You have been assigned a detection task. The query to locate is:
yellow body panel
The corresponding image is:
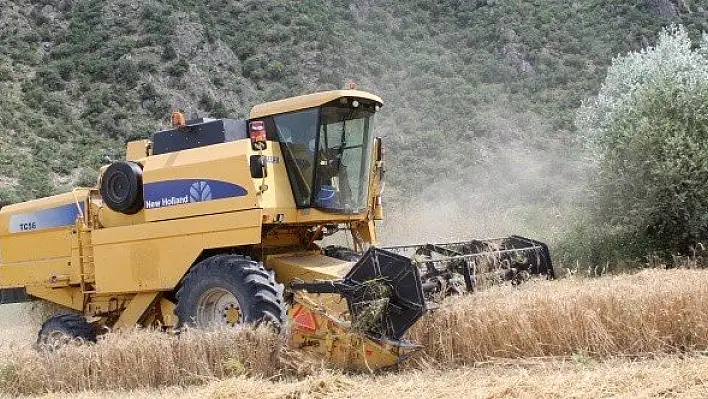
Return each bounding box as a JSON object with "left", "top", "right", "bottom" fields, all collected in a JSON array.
[
  {"left": 142, "top": 140, "right": 259, "bottom": 222},
  {"left": 92, "top": 209, "right": 262, "bottom": 293},
  {"left": 253, "top": 142, "right": 297, "bottom": 221},
  {"left": 249, "top": 90, "right": 383, "bottom": 119},
  {"left": 97, "top": 206, "right": 146, "bottom": 228},
  {"left": 0, "top": 258, "right": 72, "bottom": 288},
  {"left": 126, "top": 140, "right": 151, "bottom": 161},
  {"left": 1, "top": 228, "right": 74, "bottom": 264},
  {"left": 268, "top": 254, "right": 353, "bottom": 316},
  {"left": 266, "top": 253, "right": 352, "bottom": 282},
  {"left": 26, "top": 285, "right": 83, "bottom": 310},
  {"left": 0, "top": 191, "right": 88, "bottom": 289}
]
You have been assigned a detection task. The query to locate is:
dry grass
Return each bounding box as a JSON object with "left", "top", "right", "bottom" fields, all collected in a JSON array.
[
  {"left": 168, "top": 355, "right": 708, "bottom": 399},
  {"left": 35, "top": 355, "right": 708, "bottom": 399},
  {"left": 409, "top": 269, "right": 708, "bottom": 363},
  {"left": 1, "top": 269, "right": 708, "bottom": 396},
  {"left": 0, "top": 327, "right": 281, "bottom": 396}
]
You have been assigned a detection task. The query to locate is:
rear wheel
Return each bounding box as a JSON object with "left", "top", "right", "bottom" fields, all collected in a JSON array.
[
  {"left": 174, "top": 255, "right": 286, "bottom": 330},
  {"left": 37, "top": 313, "right": 97, "bottom": 349}
]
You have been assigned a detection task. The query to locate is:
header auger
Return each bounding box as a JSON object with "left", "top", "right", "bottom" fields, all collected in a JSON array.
[{"left": 0, "top": 90, "right": 553, "bottom": 370}]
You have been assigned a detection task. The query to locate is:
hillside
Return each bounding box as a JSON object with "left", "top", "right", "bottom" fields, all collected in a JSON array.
[{"left": 0, "top": 0, "right": 705, "bottom": 242}]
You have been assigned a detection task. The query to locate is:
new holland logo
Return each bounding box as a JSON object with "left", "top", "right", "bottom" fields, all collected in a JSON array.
[
  {"left": 189, "top": 181, "right": 212, "bottom": 202},
  {"left": 143, "top": 179, "right": 248, "bottom": 209}
]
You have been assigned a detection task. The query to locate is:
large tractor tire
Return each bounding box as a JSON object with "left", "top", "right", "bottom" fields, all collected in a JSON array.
[
  {"left": 174, "top": 255, "right": 286, "bottom": 330},
  {"left": 100, "top": 161, "right": 143, "bottom": 215},
  {"left": 37, "top": 313, "right": 97, "bottom": 349}
]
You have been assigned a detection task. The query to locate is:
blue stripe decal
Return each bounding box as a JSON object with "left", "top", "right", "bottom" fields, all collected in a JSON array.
[
  {"left": 143, "top": 179, "right": 248, "bottom": 209},
  {"left": 9, "top": 202, "right": 84, "bottom": 233}
]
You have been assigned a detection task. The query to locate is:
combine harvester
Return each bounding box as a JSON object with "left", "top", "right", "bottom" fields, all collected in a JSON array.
[{"left": 0, "top": 90, "right": 553, "bottom": 369}]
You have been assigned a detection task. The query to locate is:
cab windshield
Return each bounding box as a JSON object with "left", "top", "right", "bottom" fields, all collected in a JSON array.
[{"left": 274, "top": 100, "right": 376, "bottom": 213}]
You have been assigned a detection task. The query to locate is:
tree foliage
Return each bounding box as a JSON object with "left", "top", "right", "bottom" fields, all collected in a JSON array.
[{"left": 577, "top": 26, "right": 708, "bottom": 258}]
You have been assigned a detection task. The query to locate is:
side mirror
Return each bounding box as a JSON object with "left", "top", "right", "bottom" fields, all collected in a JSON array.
[
  {"left": 373, "top": 137, "right": 385, "bottom": 184},
  {"left": 374, "top": 137, "right": 384, "bottom": 162},
  {"left": 250, "top": 155, "right": 268, "bottom": 179}
]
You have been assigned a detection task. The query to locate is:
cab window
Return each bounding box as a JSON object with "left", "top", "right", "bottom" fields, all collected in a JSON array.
[{"left": 273, "top": 108, "right": 319, "bottom": 207}]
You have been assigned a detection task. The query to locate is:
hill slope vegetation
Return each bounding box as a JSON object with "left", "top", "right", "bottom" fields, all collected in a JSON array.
[{"left": 0, "top": 0, "right": 704, "bottom": 242}]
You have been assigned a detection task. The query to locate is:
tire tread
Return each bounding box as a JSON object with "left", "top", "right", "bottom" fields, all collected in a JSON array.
[
  {"left": 37, "top": 313, "right": 97, "bottom": 346},
  {"left": 175, "top": 255, "right": 286, "bottom": 328}
]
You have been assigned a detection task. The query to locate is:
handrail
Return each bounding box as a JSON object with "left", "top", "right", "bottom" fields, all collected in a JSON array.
[{"left": 71, "top": 188, "right": 87, "bottom": 227}]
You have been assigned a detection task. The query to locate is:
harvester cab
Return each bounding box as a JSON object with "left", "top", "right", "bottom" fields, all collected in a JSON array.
[{"left": 0, "top": 89, "right": 553, "bottom": 370}]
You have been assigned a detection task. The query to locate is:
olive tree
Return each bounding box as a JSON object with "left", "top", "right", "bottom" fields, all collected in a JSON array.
[{"left": 577, "top": 26, "right": 708, "bottom": 258}]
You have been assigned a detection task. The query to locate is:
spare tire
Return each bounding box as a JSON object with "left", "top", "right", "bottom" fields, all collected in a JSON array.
[{"left": 100, "top": 161, "right": 143, "bottom": 214}]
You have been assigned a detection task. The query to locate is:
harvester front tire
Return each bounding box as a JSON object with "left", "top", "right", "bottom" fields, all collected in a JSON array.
[
  {"left": 37, "top": 313, "right": 97, "bottom": 349},
  {"left": 100, "top": 161, "right": 143, "bottom": 215},
  {"left": 174, "top": 255, "right": 286, "bottom": 330}
]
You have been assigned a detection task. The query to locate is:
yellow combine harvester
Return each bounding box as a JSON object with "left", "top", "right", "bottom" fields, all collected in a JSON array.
[{"left": 0, "top": 90, "right": 553, "bottom": 369}]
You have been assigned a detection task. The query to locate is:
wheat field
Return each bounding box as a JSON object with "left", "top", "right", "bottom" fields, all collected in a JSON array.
[
  {"left": 2, "top": 269, "right": 708, "bottom": 397},
  {"left": 37, "top": 355, "right": 708, "bottom": 399}
]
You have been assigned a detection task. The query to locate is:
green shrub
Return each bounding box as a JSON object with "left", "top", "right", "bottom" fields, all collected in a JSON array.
[
  {"left": 212, "top": 101, "right": 229, "bottom": 118},
  {"left": 264, "top": 61, "right": 285, "bottom": 80},
  {"left": 242, "top": 56, "right": 265, "bottom": 80},
  {"left": 575, "top": 26, "right": 708, "bottom": 260},
  {"left": 113, "top": 60, "right": 139, "bottom": 88},
  {"left": 167, "top": 59, "right": 189, "bottom": 78},
  {"left": 35, "top": 68, "right": 65, "bottom": 91},
  {"left": 199, "top": 93, "right": 215, "bottom": 111},
  {"left": 161, "top": 45, "right": 177, "bottom": 61},
  {"left": 18, "top": 166, "right": 54, "bottom": 199},
  {"left": 56, "top": 61, "right": 73, "bottom": 80},
  {"left": 76, "top": 167, "right": 99, "bottom": 187},
  {"left": 0, "top": 64, "right": 12, "bottom": 81}
]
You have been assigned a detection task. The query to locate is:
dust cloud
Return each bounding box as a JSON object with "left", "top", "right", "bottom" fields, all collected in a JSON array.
[{"left": 378, "top": 123, "right": 586, "bottom": 247}]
